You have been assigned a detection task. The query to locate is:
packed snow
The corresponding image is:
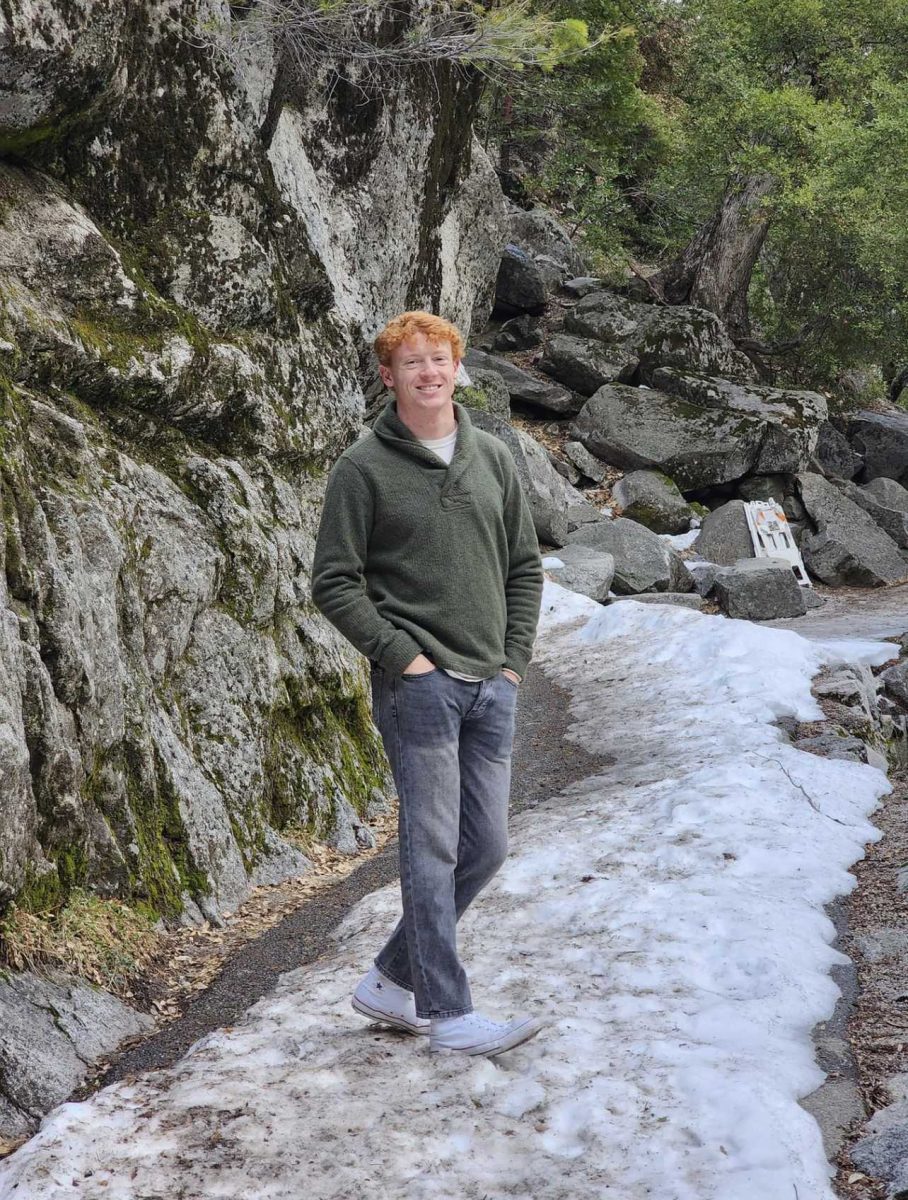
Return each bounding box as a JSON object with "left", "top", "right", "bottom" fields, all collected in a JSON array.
[{"left": 0, "top": 585, "right": 897, "bottom": 1200}]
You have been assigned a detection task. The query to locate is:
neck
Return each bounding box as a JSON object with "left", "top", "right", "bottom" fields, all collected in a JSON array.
[{"left": 395, "top": 399, "right": 457, "bottom": 441}]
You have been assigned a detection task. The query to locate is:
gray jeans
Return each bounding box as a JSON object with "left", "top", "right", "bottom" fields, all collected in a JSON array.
[{"left": 370, "top": 664, "right": 518, "bottom": 1019}]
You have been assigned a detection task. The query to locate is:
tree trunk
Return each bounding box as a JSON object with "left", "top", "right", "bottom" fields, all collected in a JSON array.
[{"left": 652, "top": 172, "right": 777, "bottom": 340}]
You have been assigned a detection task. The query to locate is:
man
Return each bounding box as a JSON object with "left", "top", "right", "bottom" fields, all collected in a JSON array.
[{"left": 312, "top": 311, "right": 544, "bottom": 1056}]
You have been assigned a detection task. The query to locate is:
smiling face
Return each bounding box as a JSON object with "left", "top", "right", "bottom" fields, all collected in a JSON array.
[{"left": 378, "top": 332, "right": 460, "bottom": 423}]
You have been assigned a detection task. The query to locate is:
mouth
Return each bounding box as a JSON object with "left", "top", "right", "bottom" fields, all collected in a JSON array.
[{"left": 416, "top": 384, "right": 445, "bottom": 395}]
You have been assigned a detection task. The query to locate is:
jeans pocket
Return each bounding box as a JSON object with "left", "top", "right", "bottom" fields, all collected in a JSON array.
[
  {"left": 500, "top": 671, "right": 519, "bottom": 689},
  {"left": 401, "top": 667, "right": 439, "bottom": 682}
]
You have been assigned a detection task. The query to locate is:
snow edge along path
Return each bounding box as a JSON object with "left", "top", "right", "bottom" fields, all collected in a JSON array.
[{"left": 0, "top": 584, "right": 897, "bottom": 1200}]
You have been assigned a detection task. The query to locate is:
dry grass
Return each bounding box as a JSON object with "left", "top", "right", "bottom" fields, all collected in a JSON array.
[{"left": 0, "top": 891, "right": 160, "bottom": 996}]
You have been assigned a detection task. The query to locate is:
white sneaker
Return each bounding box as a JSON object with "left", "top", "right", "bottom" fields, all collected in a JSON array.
[
  {"left": 351, "top": 966, "right": 430, "bottom": 1035},
  {"left": 429, "top": 1011, "right": 544, "bottom": 1056}
]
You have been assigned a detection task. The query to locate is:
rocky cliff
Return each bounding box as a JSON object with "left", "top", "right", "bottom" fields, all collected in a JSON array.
[{"left": 0, "top": 1, "right": 506, "bottom": 935}]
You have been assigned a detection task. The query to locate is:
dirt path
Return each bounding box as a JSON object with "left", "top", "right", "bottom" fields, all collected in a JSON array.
[{"left": 769, "top": 582, "right": 908, "bottom": 643}]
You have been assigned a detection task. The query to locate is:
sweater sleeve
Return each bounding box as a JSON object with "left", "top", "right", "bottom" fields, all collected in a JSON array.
[
  {"left": 311, "top": 456, "right": 424, "bottom": 675},
  {"left": 501, "top": 456, "right": 544, "bottom": 678}
]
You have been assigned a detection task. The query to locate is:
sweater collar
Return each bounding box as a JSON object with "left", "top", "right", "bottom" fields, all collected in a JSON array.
[
  {"left": 373, "top": 399, "right": 476, "bottom": 467},
  {"left": 373, "top": 399, "right": 477, "bottom": 508}
]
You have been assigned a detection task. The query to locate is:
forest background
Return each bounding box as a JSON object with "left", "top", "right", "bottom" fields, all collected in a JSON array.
[{"left": 479, "top": 0, "right": 908, "bottom": 399}]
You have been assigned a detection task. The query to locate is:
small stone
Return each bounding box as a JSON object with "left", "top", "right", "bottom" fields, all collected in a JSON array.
[
  {"left": 562, "top": 276, "right": 603, "bottom": 297},
  {"left": 564, "top": 440, "right": 608, "bottom": 484}
]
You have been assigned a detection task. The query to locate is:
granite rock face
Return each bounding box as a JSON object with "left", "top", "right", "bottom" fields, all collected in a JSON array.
[
  {"left": 0, "top": 0, "right": 507, "bottom": 916},
  {"left": 0, "top": 0, "right": 508, "bottom": 1133}
]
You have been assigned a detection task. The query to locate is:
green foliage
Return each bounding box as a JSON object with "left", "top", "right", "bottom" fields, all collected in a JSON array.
[
  {"left": 489, "top": 0, "right": 908, "bottom": 382},
  {"left": 481, "top": 0, "right": 666, "bottom": 261},
  {"left": 646, "top": 0, "right": 908, "bottom": 379}
]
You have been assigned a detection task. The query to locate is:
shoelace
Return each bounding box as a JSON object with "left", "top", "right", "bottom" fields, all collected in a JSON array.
[{"left": 460, "top": 1014, "right": 505, "bottom": 1033}]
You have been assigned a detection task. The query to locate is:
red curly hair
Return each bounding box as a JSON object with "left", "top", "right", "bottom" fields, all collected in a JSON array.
[{"left": 374, "top": 311, "right": 465, "bottom": 366}]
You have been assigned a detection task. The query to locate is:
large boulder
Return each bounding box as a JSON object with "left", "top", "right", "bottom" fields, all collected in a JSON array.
[
  {"left": 510, "top": 206, "right": 587, "bottom": 276},
  {"left": 711, "top": 560, "right": 807, "bottom": 621},
  {"left": 564, "top": 290, "right": 642, "bottom": 343},
  {"left": 612, "top": 470, "right": 694, "bottom": 535},
  {"left": 494, "top": 244, "right": 547, "bottom": 316},
  {"left": 651, "top": 369, "right": 828, "bottom": 475},
  {"left": 797, "top": 473, "right": 908, "bottom": 586},
  {"left": 694, "top": 501, "right": 755, "bottom": 565},
  {"left": 564, "top": 293, "right": 756, "bottom": 384},
  {"left": 539, "top": 334, "right": 629, "bottom": 396},
  {"left": 847, "top": 411, "right": 908, "bottom": 485},
  {"left": 542, "top": 545, "right": 615, "bottom": 602},
  {"left": 864, "top": 477, "right": 908, "bottom": 512},
  {"left": 631, "top": 306, "right": 756, "bottom": 385},
  {"left": 464, "top": 348, "right": 579, "bottom": 415},
  {"left": 569, "top": 383, "right": 762, "bottom": 491},
  {"left": 837, "top": 480, "right": 908, "bottom": 550},
  {"left": 815, "top": 421, "right": 863, "bottom": 481},
  {"left": 565, "top": 518, "right": 693, "bottom": 594},
  {"left": 571, "top": 371, "right": 826, "bottom": 493},
  {"left": 468, "top": 410, "right": 590, "bottom": 546}
]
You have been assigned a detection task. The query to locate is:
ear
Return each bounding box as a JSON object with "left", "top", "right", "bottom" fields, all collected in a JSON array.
[{"left": 378, "top": 363, "right": 394, "bottom": 390}]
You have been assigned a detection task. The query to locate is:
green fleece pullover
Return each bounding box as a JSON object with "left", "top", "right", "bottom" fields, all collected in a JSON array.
[{"left": 311, "top": 400, "right": 543, "bottom": 678}]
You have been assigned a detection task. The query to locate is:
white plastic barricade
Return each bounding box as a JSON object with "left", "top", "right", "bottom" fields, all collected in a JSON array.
[{"left": 743, "top": 498, "right": 811, "bottom": 586}]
